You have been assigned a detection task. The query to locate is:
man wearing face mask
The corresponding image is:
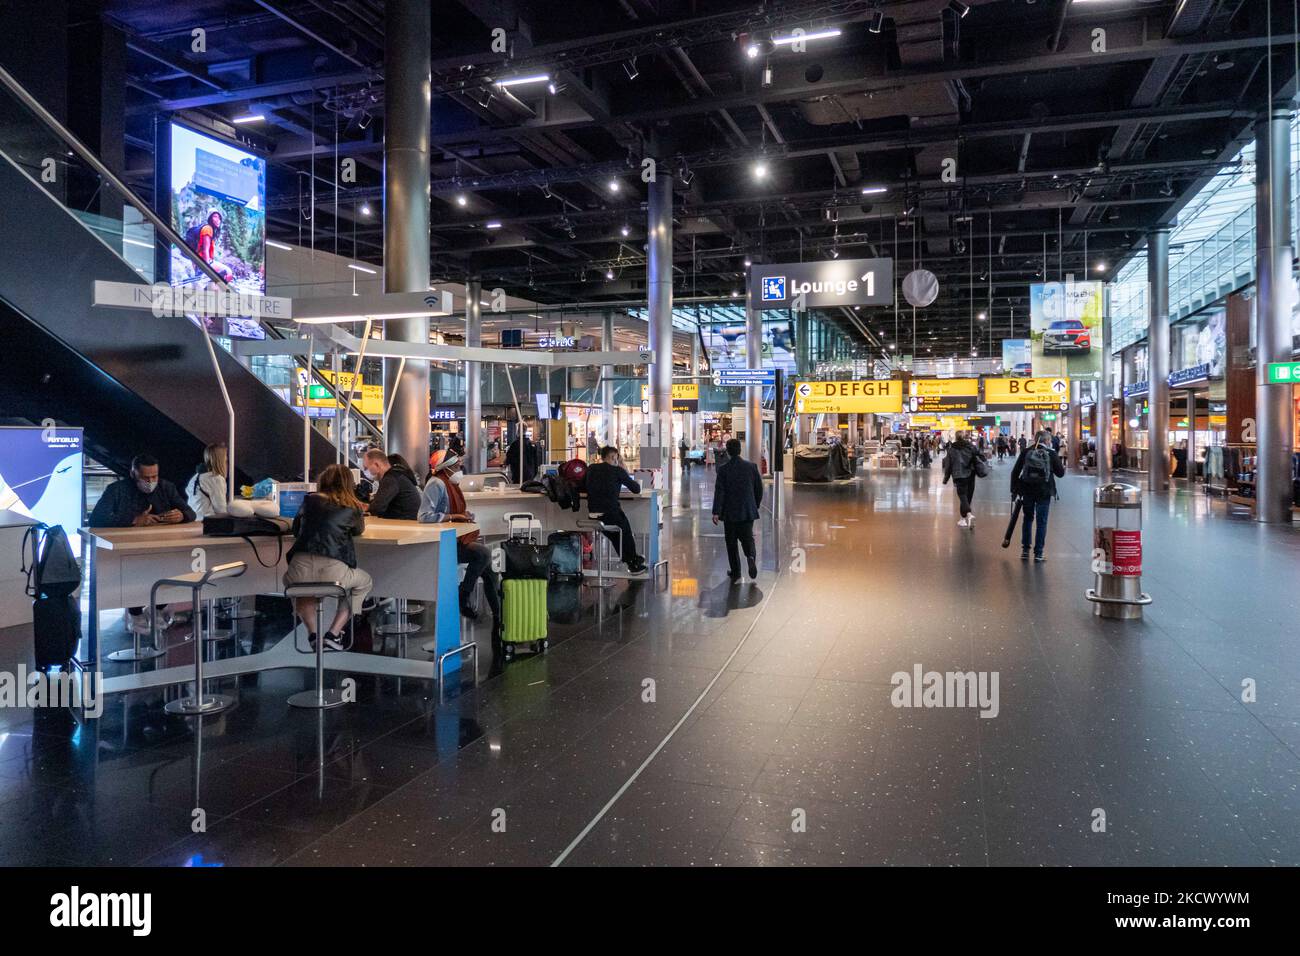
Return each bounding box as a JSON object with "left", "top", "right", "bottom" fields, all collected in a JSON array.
[
  {"left": 419, "top": 450, "right": 500, "bottom": 630},
  {"left": 89, "top": 453, "right": 195, "bottom": 529}
]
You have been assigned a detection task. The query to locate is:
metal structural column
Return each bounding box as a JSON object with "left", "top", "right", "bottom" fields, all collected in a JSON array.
[
  {"left": 1254, "top": 106, "right": 1295, "bottom": 523},
  {"left": 383, "top": 0, "right": 431, "bottom": 469},
  {"left": 688, "top": 331, "right": 700, "bottom": 447},
  {"left": 1098, "top": 289, "right": 1113, "bottom": 482},
  {"left": 602, "top": 309, "right": 615, "bottom": 446},
  {"left": 1069, "top": 380, "right": 1082, "bottom": 471},
  {"left": 646, "top": 172, "right": 674, "bottom": 499},
  {"left": 1146, "top": 226, "right": 1171, "bottom": 493},
  {"left": 745, "top": 282, "right": 763, "bottom": 466},
  {"left": 464, "top": 278, "right": 482, "bottom": 472}
]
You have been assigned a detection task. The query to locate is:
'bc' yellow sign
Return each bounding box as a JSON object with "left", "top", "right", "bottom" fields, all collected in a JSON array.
[
  {"left": 982, "top": 377, "right": 1069, "bottom": 410},
  {"left": 794, "top": 379, "right": 902, "bottom": 414}
]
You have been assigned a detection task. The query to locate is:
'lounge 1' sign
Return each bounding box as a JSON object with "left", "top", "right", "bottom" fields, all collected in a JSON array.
[{"left": 750, "top": 258, "right": 893, "bottom": 308}]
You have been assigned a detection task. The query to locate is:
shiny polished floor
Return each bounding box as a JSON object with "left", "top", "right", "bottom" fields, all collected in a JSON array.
[{"left": 2, "top": 457, "right": 1299, "bottom": 867}]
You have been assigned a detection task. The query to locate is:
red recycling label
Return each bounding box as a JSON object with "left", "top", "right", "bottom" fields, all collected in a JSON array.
[{"left": 1111, "top": 529, "right": 1142, "bottom": 576}]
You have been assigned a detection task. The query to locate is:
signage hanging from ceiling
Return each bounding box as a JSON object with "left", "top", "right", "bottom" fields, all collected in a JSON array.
[
  {"left": 981, "top": 376, "right": 1070, "bottom": 411},
  {"left": 794, "top": 379, "right": 902, "bottom": 414},
  {"left": 749, "top": 258, "right": 894, "bottom": 308},
  {"left": 641, "top": 383, "right": 699, "bottom": 413},
  {"left": 907, "top": 378, "right": 979, "bottom": 414}
]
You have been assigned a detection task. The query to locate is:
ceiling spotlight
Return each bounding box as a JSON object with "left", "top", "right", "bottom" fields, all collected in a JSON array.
[
  {"left": 752, "top": 160, "right": 769, "bottom": 180},
  {"left": 829, "top": 247, "right": 840, "bottom": 259},
  {"left": 731, "top": 290, "right": 740, "bottom": 298},
  {"left": 608, "top": 179, "right": 621, "bottom": 193},
  {"left": 762, "top": 64, "right": 773, "bottom": 88},
  {"left": 947, "top": 2, "right": 970, "bottom": 18},
  {"left": 679, "top": 160, "right": 694, "bottom": 186},
  {"left": 456, "top": 194, "right": 468, "bottom": 207},
  {"left": 541, "top": 183, "right": 553, "bottom": 199},
  {"left": 606, "top": 269, "right": 615, "bottom": 280},
  {"left": 495, "top": 73, "right": 550, "bottom": 88},
  {"left": 620, "top": 224, "right": 630, "bottom": 237},
  {"left": 746, "top": 44, "right": 760, "bottom": 59},
  {"left": 1095, "top": 262, "right": 1108, "bottom": 272},
  {"left": 356, "top": 110, "right": 372, "bottom": 130},
  {"left": 1159, "top": 178, "right": 1174, "bottom": 197},
  {"left": 977, "top": 311, "right": 986, "bottom": 320},
  {"left": 359, "top": 202, "right": 371, "bottom": 216},
  {"left": 970, "top": 347, "right": 978, "bottom": 357},
  {"left": 869, "top": 10, "right": 885, "bottom": 33},
  {"left": 623, "top": 58, "right": 639, "bottom": 81},
  {"left": 743, "top": 258, "right": 752, "bottom": 267}
]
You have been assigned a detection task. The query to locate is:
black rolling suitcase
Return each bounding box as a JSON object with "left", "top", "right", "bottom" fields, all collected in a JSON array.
[{"left": 22, "top": 524, "right": 82, "bottom": 670}]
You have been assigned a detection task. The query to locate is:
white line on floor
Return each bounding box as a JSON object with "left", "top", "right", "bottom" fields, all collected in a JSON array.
[{"left": 549, "top": 571, "right": 784, "bottom": 867}]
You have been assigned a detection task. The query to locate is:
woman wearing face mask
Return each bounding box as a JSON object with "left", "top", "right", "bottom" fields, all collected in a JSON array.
[
  {"left": 420, "top": 450, "right": 500, "bottom": 631},
  {"left": 186, "top": 443, "right": 229, "bottom": 519}
]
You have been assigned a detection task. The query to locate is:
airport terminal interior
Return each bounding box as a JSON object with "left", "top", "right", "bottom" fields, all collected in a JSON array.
[{"left": 0, "top": 0, "right": 1298, "bottom": 872}]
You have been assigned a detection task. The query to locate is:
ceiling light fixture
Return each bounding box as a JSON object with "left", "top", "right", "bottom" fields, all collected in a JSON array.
[
  {"left": 608, "top": 179, "right": 621, "bottom": 193},
  {"left": 947, "top": 1, "right": 970, "bottom": 18},
  {"left": 495, "top": 73, "right": 550, "bottom": 88},
  {"left": 869, "top": 10, "right": 885, "bottom": 33},
  {"left": 485, "top": 221, "right": 503, "bottom": 229},
  {"left": 752, "top": 160, "right": 769, "bottom": 180},
  {"left": 772, "top": 28, "right": 842, "bottom": 46},
  {"left": 348, "top": 263, "right": 377, "bottom": 274},
  {"left": 746, "top": 43, "right": 760, "bottom": 59},
  {"left": 266, "top": 239, "right": 292, "bottom": 251},
  {"left": 623, "top": 58, "right": 639, "bottom": 80},
  {"left": 620, "top": 225, "right": 630, "bottom": 237},
  {"left": 232, "top": 114, "right": 265, "bottom": 124},
  {"left": 860, "top": 186, "right": 887, "bottom": 195},
  {"left": 359, "top": 202, "right": 371, "bottom": 216},
  {"left": 606, "top": 269, "right": 615, "bottom": 280}
]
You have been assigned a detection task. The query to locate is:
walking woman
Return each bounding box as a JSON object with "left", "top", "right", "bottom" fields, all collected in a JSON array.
[
  {"left": 283, "top": 463, "right": 373, "bottom": 651},
  {"left": 942, "top": 431, "right": 988, "bottom": 528}
]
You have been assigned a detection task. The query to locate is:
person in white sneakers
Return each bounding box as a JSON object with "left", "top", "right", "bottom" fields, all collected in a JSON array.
[{"left": 942, "top": 431, "right": 988, "bottom": 528}]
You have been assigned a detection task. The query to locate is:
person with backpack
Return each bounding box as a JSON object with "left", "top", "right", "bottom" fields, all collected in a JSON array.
[
  {"left": 420, "top": 450, "right": 500, "bottom": 627},
  {"left": 187, "top": 443, "right": 229, "bottom": 519},
  {"left": 283, "top": 464, "right": 372, "bottom": 651},
  {"left": 185, "top": 209, "right": 234, "bottom": 283},
  {"left": 712, "top": 438, "right": 763, "bottom": 582},
  {"left": 361, "top": 448, "right": 421, "bottom": 520},
  {"left": 1010, "top": 429, "right": 1066, "bottom": 562},
  {"left": 942, "top": 431, "right": 987, "bottom": 528},
  {"left": 584, "top": 446, "right": 647, "bottom": 574}
]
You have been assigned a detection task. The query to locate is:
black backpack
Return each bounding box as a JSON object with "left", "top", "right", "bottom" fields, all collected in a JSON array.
[
  {"left": 22, "top": 524, "right": 82, "bottom": 670},
  {"left": 1020, "top": 445, "right": 1053, "bottom": 499}
]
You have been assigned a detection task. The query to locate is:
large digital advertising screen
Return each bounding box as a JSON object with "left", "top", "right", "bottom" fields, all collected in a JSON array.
[
  {"left": 168, "top": 121, "right": 266, "bottom": 339},
  {"left": 702, "top": 319, "right": 797, "bottom": 375},
  {"left": 1029, "top": 280, "right": 1103, "bottom": 381},
  {"left": 0, "top": 427, "right": 85, "bottom": 549},
  {"left": 1001, "top": 338, "right": 1031, "bottom": 376}
]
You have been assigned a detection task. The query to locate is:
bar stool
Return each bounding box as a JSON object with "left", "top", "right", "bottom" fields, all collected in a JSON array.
[
  {"left": 162, "top": 562, "right": 247, "bottom": 716},
  {"left": 201, "top": 598, "right": 235, "bottom": 643},
  {"left": 284, "top": 581, "right": 351, "bottom": 710},
  {"left": 577, "top": 514, "right": 619, "bottom": 589},
  {"left": 375, "top": 597, "right": 421, "bottom": 635}
]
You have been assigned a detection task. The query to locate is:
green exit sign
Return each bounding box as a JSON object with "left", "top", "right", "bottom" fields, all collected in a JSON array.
[
  {"left": 1041, "top": 412, "right": 1058, "bottom": 421},
  {"left": 1267, "top": 362, "right": 1300, "bottom": 384}
]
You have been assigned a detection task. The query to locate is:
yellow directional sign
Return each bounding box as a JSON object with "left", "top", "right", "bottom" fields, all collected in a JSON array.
[
  {"left": 982, "top": 376, "right": 1069, "bottom": 411},
  {"left": 641, "top": 382, "right": 699, "bottom": 412},
  {"left": 794, "top": 379, "right": 902, "bottom": 414},
  {"left": 908, "top": 377, "right": 979, "bottom": 413}
]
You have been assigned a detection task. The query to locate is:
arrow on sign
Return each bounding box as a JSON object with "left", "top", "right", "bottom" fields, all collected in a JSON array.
[
  {"left": 1052, "top": 380, "right": 1067, "bottom": 393},
  {"left": 797, "top": 383, "right": 812, "bottom": 397}
]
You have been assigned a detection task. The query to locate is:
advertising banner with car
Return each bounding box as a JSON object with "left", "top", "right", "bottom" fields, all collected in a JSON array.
[
  {"left": 1029, "top": 280, "right": 1103, "bottom": 381},
  {"left": 1002, "top": 338, "right": 1032, "bottom": 376}
]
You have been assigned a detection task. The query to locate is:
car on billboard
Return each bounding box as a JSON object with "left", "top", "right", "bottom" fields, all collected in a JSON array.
[
  {"left": 1042, "top": 319, "right": 1091, "bottom": 354},
  {"left": 1011, "top": 361, "right": 1033, "bottom": 377}
]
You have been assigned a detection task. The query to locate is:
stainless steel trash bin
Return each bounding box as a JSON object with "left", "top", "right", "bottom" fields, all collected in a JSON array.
[{"left": 1085, "top": 482, "right": 1152, "bottom": 619}]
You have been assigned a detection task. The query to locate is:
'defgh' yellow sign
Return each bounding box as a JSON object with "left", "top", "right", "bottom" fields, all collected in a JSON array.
[
  {"left": 640, "top": 383, "right": 699, "bottom": 401},
  {"left": 908, "top": 378, "right": 979, "bottom": 397},
  {"left": 982, "top": 376, "right": 1069, "bottom": 409},
  {"left": 794, "top": 379, "right": 902, "bottom": 414}
]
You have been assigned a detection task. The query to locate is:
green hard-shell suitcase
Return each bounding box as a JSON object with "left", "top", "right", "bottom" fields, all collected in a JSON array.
[{"left": 500, "top": 578, "right": 548, "bottom": 658}]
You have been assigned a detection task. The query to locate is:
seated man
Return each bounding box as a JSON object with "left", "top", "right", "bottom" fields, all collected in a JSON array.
[
  {"left": 584, "top": 446, "right": 646, "bottom": 574},
  {"left": 87, "top": 453, "right": 195, "bottom": 628},
  {"left": 361, "top": 448, "right": 421, "bottom": 519},
  {"left": 88, "top": 453, "right": 194, "bottom": 529},
  {"left": 419, "top": 450, "right": 500, "bottom": 631}
]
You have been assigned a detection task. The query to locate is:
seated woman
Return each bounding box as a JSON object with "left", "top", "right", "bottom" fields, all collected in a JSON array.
[
  {"left": 284, "top": 463, "right": 373, "bottom": 651},
  {"left": 187, "top": 442, "right": 229, "bottom": 519},
  {"left": 419, "top": 450, "right": 500, "bottom": 633}
]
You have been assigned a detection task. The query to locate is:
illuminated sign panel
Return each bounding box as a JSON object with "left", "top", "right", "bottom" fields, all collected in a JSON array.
[
  {"left": 641, "top": 383, "right": 699, "bottom": 413},
  {"left": 794, "top": 380, "right": 902, "bottom": 414},
  {"left": 982, "top": 377, "right": 1069, "bottom": 411},
  {"left": 908, "top": 378, "right": 979, "bottom": 414}
]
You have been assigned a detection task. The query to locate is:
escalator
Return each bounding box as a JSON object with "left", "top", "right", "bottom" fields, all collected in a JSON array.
[{"left": 0, "top": 66, "right": 346, "bottom": 486}]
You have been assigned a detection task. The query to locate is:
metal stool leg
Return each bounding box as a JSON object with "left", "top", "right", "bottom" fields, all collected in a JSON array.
[
  {"left": 224, "top": 595, "right": 257, "bottom": 620},
  {"left": 108, "top": 585, "right": 166, "bottom": 662},
  {"left": 165, "top": 585, "right": 234, "bottom": 715},
  {"left": 202, "top": 598, "right": 234, "bottom": 642},
  {"left": 376, "top": 597, "right": 421, "bottom": 635},
  {"left": 288, "top": 590, "right": 347, "bottom": 709}
]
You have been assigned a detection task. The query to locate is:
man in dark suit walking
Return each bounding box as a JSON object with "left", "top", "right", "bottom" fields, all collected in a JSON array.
[{"left": 712, "top": 438, "right": 763, "bottom": 582}]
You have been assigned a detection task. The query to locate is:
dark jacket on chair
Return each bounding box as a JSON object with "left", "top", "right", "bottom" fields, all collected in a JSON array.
[
  {"left": 288, "top": 494, "right": 365, "bottom": 568},
  {"left": 712, "top": 455, "right": 763, "bottom": 522}
]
